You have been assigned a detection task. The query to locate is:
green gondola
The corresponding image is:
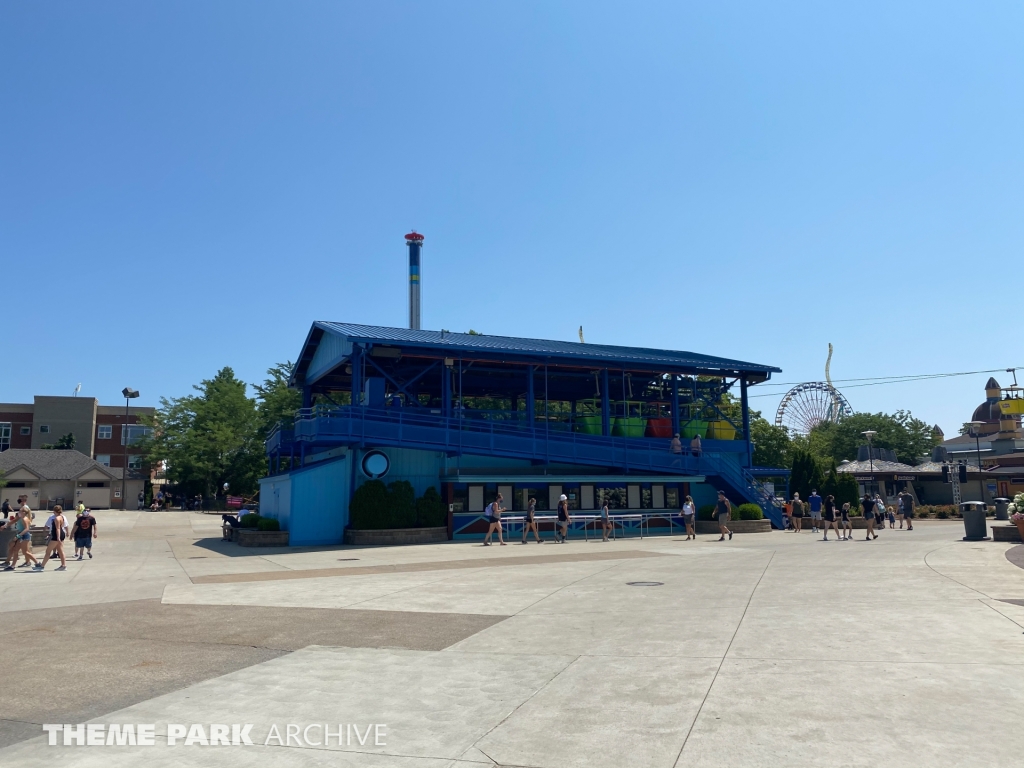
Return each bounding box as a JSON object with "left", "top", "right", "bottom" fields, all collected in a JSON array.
[
  {"left": 575, "top": 398, "right": 604, "bottom": 435},
  {"left": 611, "top": 400, "right": 645, "bottom": 437}
]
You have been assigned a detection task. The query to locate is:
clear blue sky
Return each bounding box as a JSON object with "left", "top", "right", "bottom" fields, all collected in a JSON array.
[{"left": 3, "top": 2, "right": 1022, "bottom": 435}]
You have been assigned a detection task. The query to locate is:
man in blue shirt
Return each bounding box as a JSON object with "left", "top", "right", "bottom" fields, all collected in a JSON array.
[{"left": 808, "top": 490, "right": 823, "bottom": 534}]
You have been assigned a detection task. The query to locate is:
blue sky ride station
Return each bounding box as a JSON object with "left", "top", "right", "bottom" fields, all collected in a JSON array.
[{"left": 261, "top": 322, "right": 785, "bottom": 545}]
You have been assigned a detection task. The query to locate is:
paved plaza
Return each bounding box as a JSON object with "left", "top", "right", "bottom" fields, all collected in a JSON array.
[{"left": 2, "top": 511, "right": 1023, "bottom": 767}]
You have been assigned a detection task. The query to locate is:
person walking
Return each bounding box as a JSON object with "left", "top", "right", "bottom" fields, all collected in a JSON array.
[
  {"left": 886, "top": 505, "right": 896, "bottom": 529},
  {"left": 899, "top": 490, "right": 915, "bottom": 531},
  {"left": 6, "top": 499, "right": 39, "bottom": 569},
  {"left": 822, "top": 494, "right": 839, "bottom": 541},
  {"left": 681, "top": 495, "right": 696, "bottom": 540},
  {"left": 36, "top": 505, "right": 68, "bottom": 571},
  {"left": 599, "top": 498, "right": 612, "bottom": 541},
  {"left": 790, "top": 492, "right": 804, "bottom": 532},
  {"left": 716, "top": 490, "right": 733, "bottom": 541},
  {"left": 1, "top": 498, "right": 11, "bottom": 519},
  {"left": 808, "top": 490, "right": 823, "bottom": 533},
  {"left": 840, "top": 502, "right": 853, "bottom": 540},
  {"left": 862, "top": 494, "right": 878, "bottom": 540},
  {"left": 482, "top": 493, "right": 507, "bottom": 546},
  {"left": 669, "top": 433, "right": 683, "bottom": 468},
  {"left": 555, "top": 494, "right": 570, "bottom": 543},
  {"left": 70, "top": 508, "right": 98, "bottom": 560},
  {"left": 690, "top": 434, "right": 702, "bottom": 458},
  {"left": 873, "top": 494, "right": 886, "bottom": 535},
  {"left": 521, "top": 497, "right": 542, "bottom": 544}
]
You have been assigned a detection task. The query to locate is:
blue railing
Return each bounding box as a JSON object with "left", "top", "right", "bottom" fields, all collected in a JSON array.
[{"left": 269, "top": 405, "right": 779, "bottom": 521}]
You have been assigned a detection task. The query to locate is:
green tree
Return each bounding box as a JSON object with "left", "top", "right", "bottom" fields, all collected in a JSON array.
[
  {"left": 808, "top": 411, "right": 937, "bottom": 466},
  {"left": 144, "top": 367, "right": 263, "bottom": 499},
  {"left": 751, "top": 416, "right": 791, "bottom": 468},
  {"left": 253, "top": 362, "right": 303, "bottom": 437},
  {"left": 789, "top": 448, "right": 824, "bottom": 500},
  {"left": 41, "top": 432, "right": 76, "bottom": 450}
]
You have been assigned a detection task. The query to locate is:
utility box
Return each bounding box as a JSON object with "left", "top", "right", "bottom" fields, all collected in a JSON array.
[{"left": 960, "top": 502, "right": 989, "bottom": 541}]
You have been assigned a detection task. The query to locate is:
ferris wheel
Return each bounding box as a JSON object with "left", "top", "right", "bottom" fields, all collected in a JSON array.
[{"left": 774, "top": 344, "right": 853, "bottom": 435}]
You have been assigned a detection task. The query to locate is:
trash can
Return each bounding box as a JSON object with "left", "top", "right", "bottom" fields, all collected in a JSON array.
[
  {"left": 960, "top": 502, "right": 990, "bottom": 541},
  {"left": 994, "top": 498, "right": 1010, "bottom": 521}
]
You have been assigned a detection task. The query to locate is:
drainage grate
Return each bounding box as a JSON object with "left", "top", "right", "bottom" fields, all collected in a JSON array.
[
  {"left": 627, "top": 581, "right": 663, "bottom": 587},
  {"left": 338, "top": 558, "right": 360, "bottom": 561}
]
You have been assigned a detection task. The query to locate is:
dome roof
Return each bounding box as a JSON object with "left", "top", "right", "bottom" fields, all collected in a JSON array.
[{"left": 971, "top": 401, "right": 999, "bottom": 422}]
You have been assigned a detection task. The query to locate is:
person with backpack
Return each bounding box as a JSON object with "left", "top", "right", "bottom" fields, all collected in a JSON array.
[
  {"left": 521, "top": 497, "right": 542, "bottom": 544},
  {"left": 71, "top": 509, "right": 98, "bottom": 560},
  {"left": 790, "top": 492, "right": 804, "bottom": 533},
  {"left": 899, "top": 491, "right": 915, "bottom": 531},
  {"left": 482, "top": 493, "right": 506, "bottom": 546}
]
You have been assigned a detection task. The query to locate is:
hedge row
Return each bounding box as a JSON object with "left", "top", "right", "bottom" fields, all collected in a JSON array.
[{"left": 349, "top": 481, "right": 447, "bottom": 530}]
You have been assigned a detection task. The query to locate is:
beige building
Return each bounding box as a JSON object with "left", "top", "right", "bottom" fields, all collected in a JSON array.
[{"left": 0, "top": 449, "right": 145, "bottom": 511}]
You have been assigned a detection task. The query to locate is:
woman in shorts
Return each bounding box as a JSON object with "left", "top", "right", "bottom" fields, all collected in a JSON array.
[
  {"left": 681, "top": 495, "right": 696, "bottom": 540},
  {"left": 37, "top": 505, "right": 68, "bottom": 570},
  {"left": 862, "top": 494, "right": 878, "bottom": 540},
  {"left": 521, "top": 497, "right": 542, "bottom": 544},
  {"left": 822, "top": 494, "right": 839, "bottom": 541},
  {"left": 839, "top": 505, "right": 856, "bottom": 540},
  {"left": 555, "top": 494, "right": 570, "bottom": 543},
  {"left": 790, "top": 493, "right": 804, "bottom": 533},
  {"left": 600, "top": 498, "right": 612, "bottom": 542}
]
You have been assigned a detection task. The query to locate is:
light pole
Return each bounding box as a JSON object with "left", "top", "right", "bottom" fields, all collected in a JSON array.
[
  {"left": 966, "top": 421, "right": 985, "bottom": 502},
  {"left": 121, "top": 387, "right": 140, "bottom": 509},
  {"left": 862, "top": 430, "right": 877, "bottom": 497}
]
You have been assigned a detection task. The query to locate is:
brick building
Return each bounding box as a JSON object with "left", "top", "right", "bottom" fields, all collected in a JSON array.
[{"left": 0, "top": 396, "right": 155, "bottom": 508}]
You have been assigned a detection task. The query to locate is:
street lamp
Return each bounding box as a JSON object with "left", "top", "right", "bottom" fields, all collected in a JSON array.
[
  {"left": 966, "top": 421, "right": 985, "bottom": 502},
  {"left": 121, "top": 387, "right": 140, "bottom": 509},
  {"left": 862, "top": 430, "right": 877, "bottom": 497}
]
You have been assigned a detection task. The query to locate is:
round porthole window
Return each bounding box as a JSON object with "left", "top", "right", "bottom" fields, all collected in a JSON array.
[{"left": 361, "top": 450, "right": 390, "bottom": 479}]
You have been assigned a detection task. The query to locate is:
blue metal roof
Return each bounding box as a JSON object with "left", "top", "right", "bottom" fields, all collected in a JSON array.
[{"left": 297, "top": 321, "right": 779, "bottom": 379}]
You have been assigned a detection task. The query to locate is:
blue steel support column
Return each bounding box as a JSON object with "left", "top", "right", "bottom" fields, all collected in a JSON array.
[
  {"left": 741, "top": 377, "right": 752, "bottom": 467},
  {"left": 527, "top": 365, "right": 535, "bottom": 426},
  {"left": 441, "top": 361, "right": 451, "bottom": 418},
  {"left": 350, "top": 345, "right": 363, "bottom": 406},
  {"left": 302, "top": 387, "right": 312, "bottom": 409},
  {"left": 671, "top": 375, "right": 680, "bottom": 437},
  {"left": 601, "top": 369, "right": 610, "bottom": 437}
]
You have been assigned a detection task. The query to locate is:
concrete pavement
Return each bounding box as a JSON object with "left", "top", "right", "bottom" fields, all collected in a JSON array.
[{"left": 2, "top": 510, "right": 1023, "bottom": 766}]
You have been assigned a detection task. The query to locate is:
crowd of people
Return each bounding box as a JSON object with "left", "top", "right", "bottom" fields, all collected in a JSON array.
[
  {"left": 782, "top": 489, "right": 916, "bottom": 541},
  {"left": 1, "top": 496, "right": 98, "bottom": 572},
  {"left": 480, "top": 488, "right": 738, "bottom": 545}
]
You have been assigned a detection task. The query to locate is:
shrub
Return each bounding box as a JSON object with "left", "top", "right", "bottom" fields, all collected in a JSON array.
[
  {"left": 257, "top": 517, "right": 280, "bottom": 531},
  {"left": 386, "top": 480, "right": 417, "bottom": 528},
  {"left": 239, "top": 513, "right": 261, "bottom": 528},
  {"left": 415, "top": 486, "right": 446, "bottom": 527},
  {"left": 935, "top": 508, "right": 950, "bottom": 519},
  {"left": 349, "top": 479, "right": 389, "bottom": 530},
  {"left": 698, "top": 504, "right": 718, "bottom": 521},
  {"left": 735, "top": 503, "right": 764, "bottom": 520}
]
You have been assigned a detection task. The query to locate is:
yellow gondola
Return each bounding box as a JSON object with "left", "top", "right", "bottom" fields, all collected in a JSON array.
[{"left": 998, "top": 386, "right": 1024, "bottom": 415}]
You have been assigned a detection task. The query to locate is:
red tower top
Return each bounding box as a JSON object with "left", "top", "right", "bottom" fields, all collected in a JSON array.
[{"left": 405, "top": 231, "right": 424, "bottom": 242}]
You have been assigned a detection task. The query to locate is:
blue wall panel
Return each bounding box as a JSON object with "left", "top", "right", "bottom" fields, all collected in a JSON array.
[
  {"left": 307, "top": 333, "right": 352, "bottom": 385},
  {"left": 289, "top": 455, "right": 350, "bottom": 546}
]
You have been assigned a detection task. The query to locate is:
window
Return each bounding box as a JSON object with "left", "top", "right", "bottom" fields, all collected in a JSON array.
[
  {"left": 19, "top": 426, "right": 30, "bottom": 435},
  {"left": 97, "top": 425, "right": 112, "bottom": 440},
  {"left": 95, "top": 455, "right": 111, "bottom": 467},
  {"left": 0, "top": 423, "right": 10, "bottom": 452},
  {"left": 128, "top": 455, "right": 143, "bottom": 470},
  {"left": 39, "top": 425, "right": 50, "bottom": 434},
  {"left": 86, "top": 481, "right": 106, "bottom": 488},
  {"left": 121, "top": 424, "right": 153, "bottom": 445}
]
